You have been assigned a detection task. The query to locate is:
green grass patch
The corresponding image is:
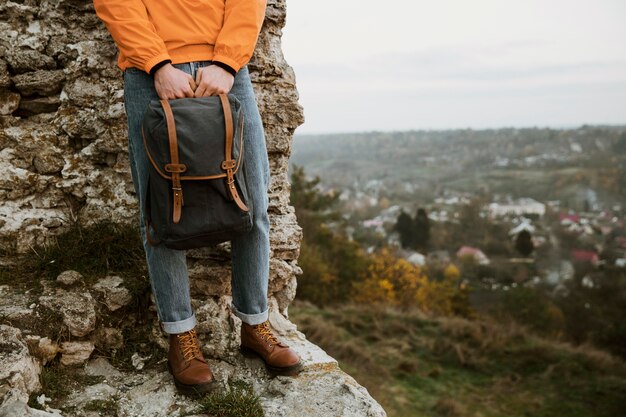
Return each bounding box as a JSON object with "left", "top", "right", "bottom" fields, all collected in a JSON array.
[
  {"left": 289, "top": 301, "right": 626, "bottom": 417},
  {"left": 83, "top": 399, "right": 119, "bottom": 415},
  {"left": 30, "top": 219, "right": 146, "bottom": 284},
  {"left": 109, "top": 323, "right": 165, "bottom": 372},
  {"left": 28, "top": 364, "right": 105, "bottom": 409},
  {"left": 194, "top": 380, "right": 264, "bottom": 417}
]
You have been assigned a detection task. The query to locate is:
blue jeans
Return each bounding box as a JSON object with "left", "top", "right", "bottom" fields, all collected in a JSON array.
[{"left": 123, "top": 62, "right": 271, "bottom": 334}]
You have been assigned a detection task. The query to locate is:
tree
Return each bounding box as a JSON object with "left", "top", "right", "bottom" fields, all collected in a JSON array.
[
  {"left": 394, "top": 211, "right": 414, "bottom": 249},
  {"left": 515, "top": 230, "right": 534, "bottom": 257},
  {"left": 413, "top": 208, "right": 430, "bottom": 252},
  {"left": 352, "top": 247, "right": 470, "bottom": 315},
  {"left": 290, "top": 164, "right": 338, "bottom": 213},
  {"left": 290, "top": 165, "right": 369, "bottom": 305}
]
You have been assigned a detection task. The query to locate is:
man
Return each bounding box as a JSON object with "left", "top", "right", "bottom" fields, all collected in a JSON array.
[{"left": 93, "top": 0, "right": 303, "bottom": 394}]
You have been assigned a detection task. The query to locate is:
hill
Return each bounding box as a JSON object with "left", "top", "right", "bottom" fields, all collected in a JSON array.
[
  {"left": 289, "top": 301, "right": 626, "bottom": 417},
  {"left": 290, "top": 126, "right": 626, "bottom": 208}
]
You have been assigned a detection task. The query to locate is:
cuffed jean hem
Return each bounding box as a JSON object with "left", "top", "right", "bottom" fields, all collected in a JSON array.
[
  {"left": 161, "top": 313, "right": 197, "bottom": 334},
  {"left": 230, "top": 302, "right": 269, "bottom": 325}
]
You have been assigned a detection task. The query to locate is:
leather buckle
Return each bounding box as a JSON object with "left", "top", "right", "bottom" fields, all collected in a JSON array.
[
  {"left": 221, "top": 160, "right": 236, "bottom": 170},
  {"left": 165, "top": 163, "right": 187, "bottom": 173}
]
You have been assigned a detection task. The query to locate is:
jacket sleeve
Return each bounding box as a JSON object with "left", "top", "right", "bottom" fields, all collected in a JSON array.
[
  {"left": 93, "top": 0, "right": 171, "bottom": 74},
  {"left": 212, "top": 0, "right": 267, "bottom": 74}
]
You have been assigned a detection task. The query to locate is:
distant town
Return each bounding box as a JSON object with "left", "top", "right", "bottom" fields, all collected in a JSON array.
[{"left": 290, "top": 125, "right": 626, "bottom": 311}]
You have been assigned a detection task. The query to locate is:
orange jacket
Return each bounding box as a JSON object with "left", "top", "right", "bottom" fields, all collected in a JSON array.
[{"left": 93, "top": 0, "right": 267, "bottom": 74}]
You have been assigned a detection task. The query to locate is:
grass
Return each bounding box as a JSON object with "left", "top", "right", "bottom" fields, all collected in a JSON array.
[
  {"left": 289, "top": 300, "right": 626, "bottom": 417},
  {"left": 193, "top": 380, "right": 264, "bottom": 417},
  {"left": 109, "top": 322, "right": 166, "bottom": 372},
  {"left": 30, "top": 219, "right": 147, "bottom": 285},
  {"left": 28, "top": 364, "right": 105, "bottom": 410},
  {"left": 83, "top": 399, "right": 119, "bottom": 415}
]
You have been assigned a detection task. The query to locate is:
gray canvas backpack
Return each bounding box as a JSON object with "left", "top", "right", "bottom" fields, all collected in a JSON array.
[{"left": 141, "top": 94, "right": 253, "bottom": 249}]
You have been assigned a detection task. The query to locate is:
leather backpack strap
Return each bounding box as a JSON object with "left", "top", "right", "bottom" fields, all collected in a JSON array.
[
  {"left": 160, "top": 99, "right": 185, "bottom": 224},
  {"left": 219, "top": 94, "right": 249, "bottom": 212}
]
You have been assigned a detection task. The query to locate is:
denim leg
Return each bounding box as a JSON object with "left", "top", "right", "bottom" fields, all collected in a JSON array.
[
  {"left": 124, "top": 62, "right": 270, "bottom": 329},
  {"left": 222, "top": 65, "right": 271, "bottom": 325},
  {"left": 123, "top": 64, "right": 196, "bottom": 335}
]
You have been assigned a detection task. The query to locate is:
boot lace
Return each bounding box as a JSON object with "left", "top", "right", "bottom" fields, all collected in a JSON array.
[
  {"left": 177, "top": 329, "right": 202, "bottom": 362},
  {"left": 255, "top": 321, "right": 279, "bottom": 345}
]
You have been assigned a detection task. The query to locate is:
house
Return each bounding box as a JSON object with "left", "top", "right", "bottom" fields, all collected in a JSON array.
[
  {"left": 559, "top": 213, "right": 580, "bottom": 225},
  {"left": 406, "top": 252, "right": 426, "bottom": 266},
  {"left": 427, "top": 250, "right": 451, "bottom": 265},
  {"left": 456, "top": 246, "right": 490, "bottom": 265},
  {"left": 508, "top": 220, "right": 535, "bottom": 236},
  {"left": 571, "top": 250, "right": 599, "bottom": 265},
  {"left": 488, "top": 198, "right": 546, "bottom": 218}
]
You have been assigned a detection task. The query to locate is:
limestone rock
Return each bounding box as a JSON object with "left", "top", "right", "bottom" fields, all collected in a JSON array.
[
  {"left": 259, "top": 371, "right": 387, "bottom": 417},
  {"left": 116, "top": 373, "right": 178, "bottom": 417},
  {"left": 64, "top": 78, "right": 109, "bottom": 108},
  {"left": 56, "top": 270, "right": 83, "bottom": 287},
  {"left": 0, "top": 284, "right": 34, "bottom": 321},
  {"left": 84, "top": 358, "right": 122, "bottom": 379},
  {"left": 24, "top": 336, "right": 60, "bottom": 366},
  {"left": 0, "top": 400, "right": 62, "bottom": 417},
  {"left": 93, "top": 275, "right": 132, "bottom": 311},
  {"left": 188, "top": 261, "right": 231, "bottom": 296},
  {"left": 18, "top": 95, "right": 61, "bottom": 115},
  {"left": 93, "top": 327, "right": 124, "bottom": 351},
  {"left": 0, "top": 90, "right": 19, "bottom": 115},
  {"left": 60, "top": 341, "right": 95, "bottom": 366},
  {"left": 5, "top": 49, "right": 56, "bottom": 74},
  {"left": 12, "top": 70, "right": 65, "bottom": 96},
  {"left": 0, "top": 60, "right": 10, "bottom": 88},
  {"left": 0, "top": 325, "right": 41, "bottom": 406},
  {"left": 194, "top": 296, "right": 240, "bottom": 359},
  {"left": 39, "top": 289, "right": 96, "bottom": 337}
]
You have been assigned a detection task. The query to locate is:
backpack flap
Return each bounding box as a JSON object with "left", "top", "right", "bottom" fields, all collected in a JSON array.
[{"left": 142, "top": 95, "right": 244, "bottom": 179}]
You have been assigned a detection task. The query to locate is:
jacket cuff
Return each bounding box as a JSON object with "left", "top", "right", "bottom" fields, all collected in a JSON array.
[
  {"left": 144, "top": 53, "right": 173, "bottom": 74},
  {"left": 211, "top": 60, "right": 237, "bottom": 77},
  {"left": 149, "top": 59, "right": 172, "bottom": 76},
  {"left": 211, "top": 54, "right": 241, "bottom": 74}
]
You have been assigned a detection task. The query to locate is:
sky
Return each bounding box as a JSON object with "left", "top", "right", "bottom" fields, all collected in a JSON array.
[{"left": 281, "top": 0, "right": 626, "bottom": 134}]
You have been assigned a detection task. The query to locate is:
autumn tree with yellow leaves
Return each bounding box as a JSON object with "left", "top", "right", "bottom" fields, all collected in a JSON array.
[{"left": 353, "top": 248, "right": 471, "bottom": 316}]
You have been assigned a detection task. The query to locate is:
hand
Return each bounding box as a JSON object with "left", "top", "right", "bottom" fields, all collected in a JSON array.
[
  {"left": 154, "top": 64, "right": 197, "bottom": 100},
  {"left": 194, "top": 65, "right": 234, "bottom": 97}
]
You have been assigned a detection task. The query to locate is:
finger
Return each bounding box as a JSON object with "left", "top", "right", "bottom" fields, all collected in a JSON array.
[
  {"left": 194, "top": 84, "right": 207, "bottom": 97},
  {"left": 198, "top": 83, "right": 214, "bottom": 97},
  {"left": 206, "top": 84, "right": 218, "bottom": 96},
  {"left": 194, "top": 69, "right": 202, "bottom": 88},
  {"left": 188, "top": 75, "right": 197, "bottom": 91},
  {"left": 173, "top": 86, "right": 190, "bottom": 99},
  {"left": 183, "top": 86, "right": 195, "bottom": 98}
]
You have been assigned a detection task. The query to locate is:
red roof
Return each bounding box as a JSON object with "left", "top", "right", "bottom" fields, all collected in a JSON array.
[
  {"left": 571, "top": 250, "right": 599, "bottom": 263},
  {"left": 559, "top": 213, "right": 580, "bottom": 223}
]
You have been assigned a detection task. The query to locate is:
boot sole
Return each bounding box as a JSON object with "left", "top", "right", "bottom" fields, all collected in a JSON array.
[
  {"left": 167, "top": 361, "right": 218, "bottom": 396},
  {"left": 240, "top": 345, "right": 304, "bottom": 376}
]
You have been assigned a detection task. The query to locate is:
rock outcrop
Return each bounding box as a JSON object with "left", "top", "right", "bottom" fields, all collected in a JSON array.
[{"left": 0, "top": 0, "right": 386, "bottom": 415}]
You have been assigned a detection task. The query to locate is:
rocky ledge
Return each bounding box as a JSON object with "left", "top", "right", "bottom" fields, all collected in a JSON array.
[{"left": 0, "top": 272, "right": 385, "bottom": 417}]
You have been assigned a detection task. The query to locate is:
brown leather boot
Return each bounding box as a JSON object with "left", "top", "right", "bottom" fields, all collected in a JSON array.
[
  {"left": 240, "top": 320, "right": 303, "bottom": 376},
  {"left": 167, "top": 328, "right": 217, "bottom": 395}
]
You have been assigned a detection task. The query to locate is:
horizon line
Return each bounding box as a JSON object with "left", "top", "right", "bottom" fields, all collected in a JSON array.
[{"left": 294, "top": 123, "right": 626, "bottom": 137}]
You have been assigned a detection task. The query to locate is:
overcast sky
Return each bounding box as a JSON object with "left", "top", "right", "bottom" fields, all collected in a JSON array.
[{"left": 281, "top": 0, "right": 626, "bottom": 134}]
